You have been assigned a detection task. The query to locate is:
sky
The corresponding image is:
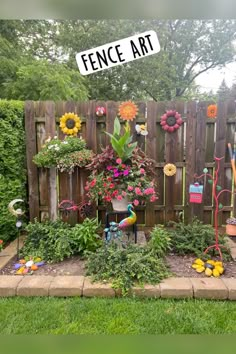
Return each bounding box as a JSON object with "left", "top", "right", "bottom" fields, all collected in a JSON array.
[{"left": 195, "top": 62, "right": 236, "bottom": 93}]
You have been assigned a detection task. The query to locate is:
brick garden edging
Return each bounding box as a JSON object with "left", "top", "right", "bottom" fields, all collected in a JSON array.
[{"left": 0, "top": 275, "right": 235, "bottom": 299}]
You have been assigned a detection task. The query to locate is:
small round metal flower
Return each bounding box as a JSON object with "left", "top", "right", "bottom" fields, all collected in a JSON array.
[
  {"left": 118, "top": 101, "right": 138, "bottom": 121},
  {"left": 207, "top": 104, "right": 217, "bottom": 118},
  {"left": 96, "top": 106, "right": 106, "bottom": 117},
  {"left": 60, "top": 112, "right": 81, "bottom": 135},
  {"left": 163, "top": 163, "right": 177, "bottom": 176},
  {"left": 135, "top": 124, "right": 148, "bottom": 136},
  {"left": 160, "top": 110, "right": 183, "bottom": 133}
]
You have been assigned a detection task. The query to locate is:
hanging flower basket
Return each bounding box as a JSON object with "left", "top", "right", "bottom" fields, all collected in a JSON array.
[
  {"left": 207, "top": 104, "right": 217, "bottom": 118},
  {"left": 59, "top": 112, "right": 81, "bottom": 135},
  {"left": 160, "top": 110, "right": 183, "bottom": 133},
  {"left": 118, "top": 101, "right": 138, "bottom": 121}
]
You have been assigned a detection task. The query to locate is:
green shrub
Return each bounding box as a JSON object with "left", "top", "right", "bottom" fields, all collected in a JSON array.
[
  {"left": 147, "top": 225, "right": 172, "bottom": 257},
  {"left": 0, "top": 100, "right": 26, "bottom": 244},
  {"left": 70, "top": 218, "right": 102, "bottom": 254},
  {"left": 21, "top": 218, "right": 101, "bottom": 263},
  {"left": 86, "top": 242, "right": 171, "bottom": 296},
  {"left": 169, "top": 218, "right": 229, "bottom": 259}
]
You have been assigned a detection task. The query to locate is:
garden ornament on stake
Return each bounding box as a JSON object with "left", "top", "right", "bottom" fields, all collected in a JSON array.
[
  {"left": 104, "top": 204, "right": 137, "bottom": 243},
  {"left": 194, "top": 157, "right": 232, "bottom": 261},
  {"left": 8, "top": 199, "right": 25, "bottom": 260}
]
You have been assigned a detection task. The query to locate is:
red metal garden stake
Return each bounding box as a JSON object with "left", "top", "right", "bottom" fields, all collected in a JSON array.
[{"left": 195, "top": 156, "right": 232, "bottom": 261}]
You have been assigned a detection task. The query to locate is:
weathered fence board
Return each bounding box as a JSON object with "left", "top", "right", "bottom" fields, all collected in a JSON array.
[{"left": 24, "top": 100, "right": 236, "bottom": 228}]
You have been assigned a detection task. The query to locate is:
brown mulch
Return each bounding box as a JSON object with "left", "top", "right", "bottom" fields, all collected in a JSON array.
[
  {"left": 166, "top": 254, "right": 236, "bottom": 278},
  {"left": 0, "top": 255, "right": 86, "bottom": 277},
  {"left": 0, "top": 252, "right": 236, "bottom": 278}
]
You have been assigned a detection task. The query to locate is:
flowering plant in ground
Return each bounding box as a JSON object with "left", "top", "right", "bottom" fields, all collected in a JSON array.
[
  {"left": 86, "top": 145, "right": 158, "bottom": 206},
  {"left": 0, "top": 239, "right": 3, "bottom": 252},
  {"left": 33, "top": 135, "right": 93, "bottom": 173}
]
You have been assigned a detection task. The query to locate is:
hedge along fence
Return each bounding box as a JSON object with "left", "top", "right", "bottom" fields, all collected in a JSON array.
[
  {"left": 25, "top": 100, "right": 236, "bottom": 229},
  {"left": 0, "top": 100, "right": 27, "bottom": 242}
]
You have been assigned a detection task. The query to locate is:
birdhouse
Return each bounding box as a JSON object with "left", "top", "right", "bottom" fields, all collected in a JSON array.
[{"left": 189, "top": 183, "right": 203, "bottom": 204}]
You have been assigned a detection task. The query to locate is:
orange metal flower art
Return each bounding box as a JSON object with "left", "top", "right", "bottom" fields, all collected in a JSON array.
[
  {"left": 207, "top": 104, "right": 217, "bottom": 118},
  {"left": 118, "top": 101, "right": 138, "bottom": 121}
]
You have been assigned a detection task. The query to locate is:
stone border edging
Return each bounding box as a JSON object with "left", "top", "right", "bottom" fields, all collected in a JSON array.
[{"left": 0, "top": 275, "right": 236, "bottom": 299}]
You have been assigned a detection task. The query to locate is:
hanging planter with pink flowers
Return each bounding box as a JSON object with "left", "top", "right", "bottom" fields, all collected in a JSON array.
[{"left": 160, "top": 110, "right": 183, "bottom": 133}]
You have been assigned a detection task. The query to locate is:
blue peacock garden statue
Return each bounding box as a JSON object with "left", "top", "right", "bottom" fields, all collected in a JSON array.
[{"left": 104, "top": 204, "right": 137, "bottom": 243}]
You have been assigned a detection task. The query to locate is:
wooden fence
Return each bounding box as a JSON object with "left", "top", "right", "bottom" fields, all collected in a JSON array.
[{"left": 25, "top": 100, "right": 236, "bottom": 228}]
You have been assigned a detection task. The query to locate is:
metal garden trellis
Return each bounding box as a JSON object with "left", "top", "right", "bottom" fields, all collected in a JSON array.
[{"left": 195, "top": 156, "right": 232, "bottom": 260}]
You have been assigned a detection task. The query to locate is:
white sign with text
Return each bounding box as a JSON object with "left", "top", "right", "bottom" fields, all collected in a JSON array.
[{"left": 76, "top": 30, "right": 160, "bottom": 75}]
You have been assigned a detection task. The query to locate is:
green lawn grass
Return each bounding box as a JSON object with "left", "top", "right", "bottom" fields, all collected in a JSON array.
[{"left": 0, "top": 297, "right": 236, "bottom": 334}]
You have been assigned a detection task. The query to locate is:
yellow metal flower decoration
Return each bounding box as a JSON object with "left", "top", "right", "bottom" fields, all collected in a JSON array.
[
  {"left": 192, "top": 258, "right": 224, "bottom": 277},
  {"left": 60, "top": 112, "right": 81, "bottom": 135},
  {"left": 163, "top": 163, "right": 177, "bottom": 177},
  {"left": 118, "top": 101, "right": 138, "bottom": 121}
]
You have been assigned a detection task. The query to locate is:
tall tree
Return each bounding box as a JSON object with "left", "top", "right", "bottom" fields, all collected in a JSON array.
[{"left": 57, "top": 19, "right": 236, "bottom": 101}]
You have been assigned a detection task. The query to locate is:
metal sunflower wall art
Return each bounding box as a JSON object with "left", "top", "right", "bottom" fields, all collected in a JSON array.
[
  {"left": 59, "top": 112, "right": 81, "bottom": 135},
  {"left": 207, "top": 104, "right": 217, "bottom": 118},
  {"left": 160, "top": 110, "right": 183, "bottom": 133},
  {"left": 118, "top": 101, "right": 138, "bottom": 121}
]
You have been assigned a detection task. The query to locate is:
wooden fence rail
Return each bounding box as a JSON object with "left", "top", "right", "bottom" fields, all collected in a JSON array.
[{"left": 25, "top": 100, "right": 236, "bottom": 228}]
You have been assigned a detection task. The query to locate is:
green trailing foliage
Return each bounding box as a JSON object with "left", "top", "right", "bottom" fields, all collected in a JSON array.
[
  {"left": 86, "top": 242, "right": 171, "bottom": 296},
  {"left": 21, "top": 218, "right": 101, "bottom": 263},
  {"left": 147, "top": 225, "right": 172, "bottom": 258},
  {"left": 169, "top": 218, "right": 230, "bottom": 260},
  {"left": 0, "top": 100, "right": 26, "bottom": 244},
  {"left": 33, "top": 135, "right": 93, "bottom": 172}
]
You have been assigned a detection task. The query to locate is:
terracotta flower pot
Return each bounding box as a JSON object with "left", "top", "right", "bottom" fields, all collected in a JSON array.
[{"left": 226, "top": 224, "right": 236, "bottom": 236}]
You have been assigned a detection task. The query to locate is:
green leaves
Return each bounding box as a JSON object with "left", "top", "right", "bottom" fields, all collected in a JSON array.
[
  {"left": 86, "top": 242, "right": 170, "bottom": 296},
  {"left": 22, "top": 218, "right": 101, "bottom": 263},
  {"left": 0, "top": 100, "right": 26, "bottom": 243},
  {"left": 104, "top": 117, "right": 137, "bottom": 162}
]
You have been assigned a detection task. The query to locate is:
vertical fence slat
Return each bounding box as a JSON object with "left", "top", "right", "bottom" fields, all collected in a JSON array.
[
  {"left": 25, "top": 101, "right": 40, "bottom": 221},
  {"left": 215, "top": 100, "right": 228, "bottom": 226},
  {"left": 45, "top": 101, "right": 57, "bottom": 221},
  {"left": 146, "top": 101, "right": 157, "bottom": 226},
  {"left": 185, "top": 101, "right": 197, "bottom": 223},
  {"left": 192, "top": 102, "right": 207, "bottom": 221}
]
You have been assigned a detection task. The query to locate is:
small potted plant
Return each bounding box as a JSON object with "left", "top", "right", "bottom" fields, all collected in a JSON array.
[{"left": 226, "top": 217, "right": 236, "bottom": 236}]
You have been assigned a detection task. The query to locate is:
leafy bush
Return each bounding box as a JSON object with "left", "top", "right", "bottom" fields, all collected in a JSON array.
[
  {"left": 169, "top": 218, "right": 229, "bottom": 259},
  {"left": 0, "top": 100, "right": 26, "bottom": 244},
  {"left": 21, "top": 218, "right": 101, "bottom": 263},
  {"left": 86, "top": 242, "right": 170, "bottom": 296},
  {"left": 33, "top": 135, "right": 93, "bottom": 172},
  {"left": 147, "top": 225, "right": 172, "bottom": 257},
  {"left": 70, "top": 218, "right": 102, "bottom": 254}
]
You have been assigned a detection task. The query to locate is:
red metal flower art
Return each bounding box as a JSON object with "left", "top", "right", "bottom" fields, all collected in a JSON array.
[{"left": 160, "top": 110, "right": 183, "bottom": 133}]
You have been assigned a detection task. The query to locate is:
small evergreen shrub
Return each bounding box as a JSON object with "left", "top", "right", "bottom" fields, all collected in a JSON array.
[
  {"left": 169, "top": 218, "right": 229, "bottom": 259},
  {"left": 86, "top": 242, "right": 171, "bottom": 296}
]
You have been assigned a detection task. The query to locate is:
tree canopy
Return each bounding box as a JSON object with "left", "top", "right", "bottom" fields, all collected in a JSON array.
[{"left": 1, "top": 19, "right": 236, "bottom": 101}]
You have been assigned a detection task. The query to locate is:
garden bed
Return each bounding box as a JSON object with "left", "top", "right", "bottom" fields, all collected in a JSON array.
[{"left": 1, "top": 252, "right": 236, "bottom": 278}]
